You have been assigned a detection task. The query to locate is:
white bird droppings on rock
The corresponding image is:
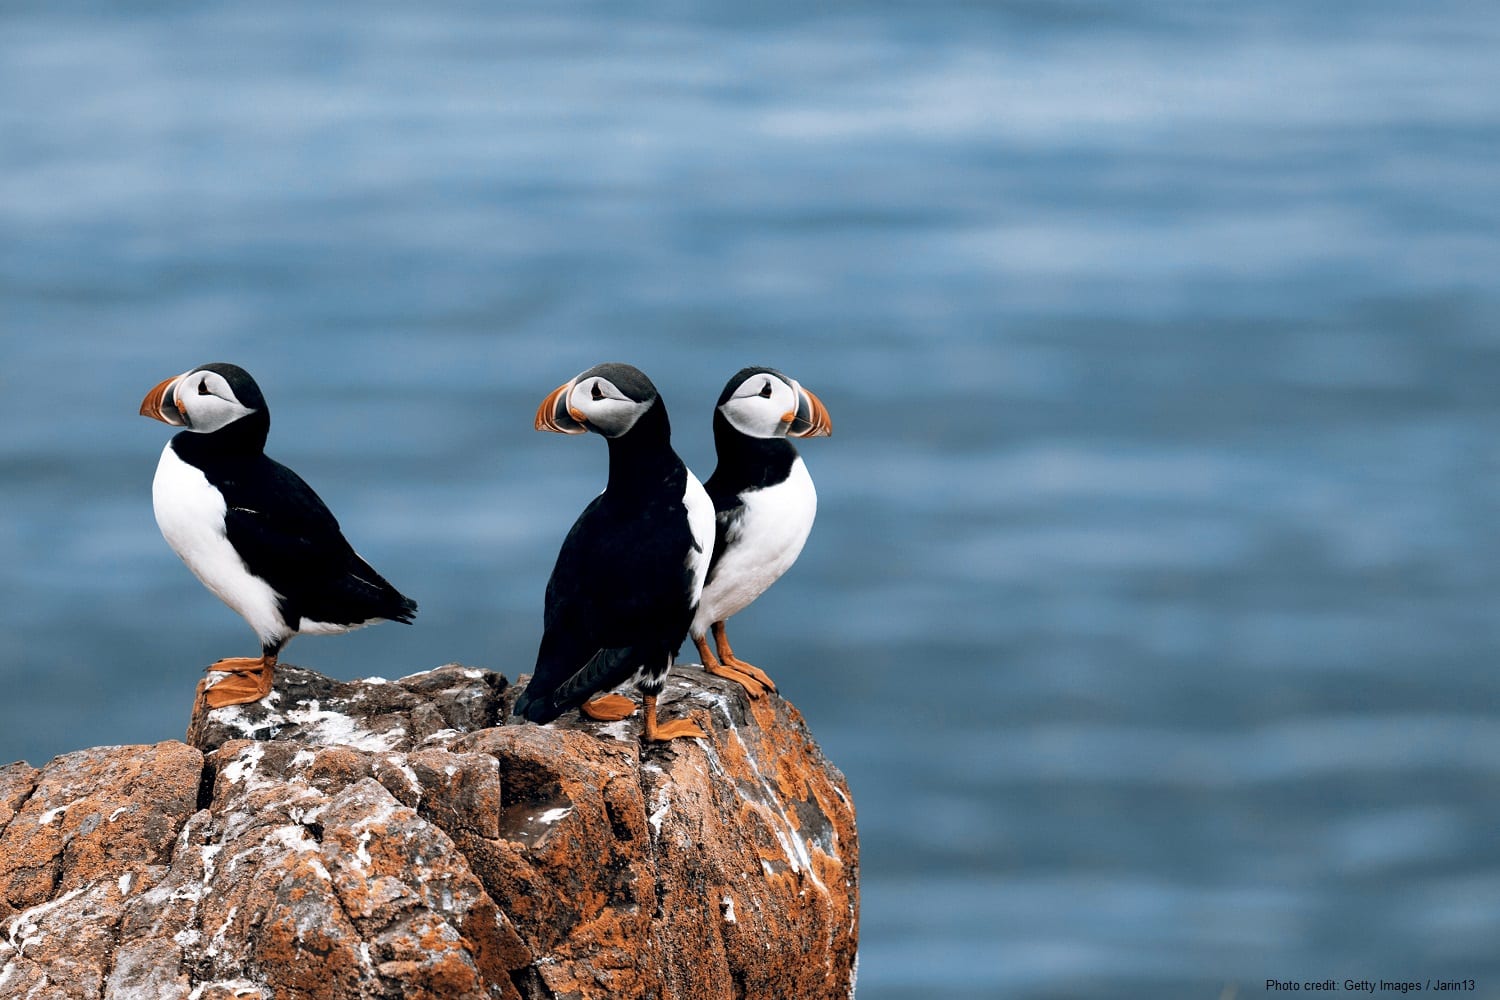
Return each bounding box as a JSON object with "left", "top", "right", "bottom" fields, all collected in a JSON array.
[{"left": 221, "top": 744, "right": 265, "bottom": 786}]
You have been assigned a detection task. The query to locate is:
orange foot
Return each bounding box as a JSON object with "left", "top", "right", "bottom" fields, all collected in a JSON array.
[
  {"left": 711, "top": 622, "right": 777, "bottom": 694},
  {"left": 198, "top": 656, "right": 276, "bottom": 709},
  {"left": 721, "top": 655, "right": 775, "bottom": 693},
  {"left": 693, "top": 634, "right": 766, "bottom": 698},
  {"left": 581, "top": 693, "right": 637, "bottom": 721},
  {"left": 643, "top": 694, "right": 706, "bottom": 742}
]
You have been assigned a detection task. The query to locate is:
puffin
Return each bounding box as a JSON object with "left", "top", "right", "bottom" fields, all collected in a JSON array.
[
  {"left": 514, "top": 363, "right": 714, "bottom": 742},
  {"left": 690, "top": 367, "right": 832, "bottom": 697},
  {"left": 140, "top": 362, "right": 417, "bottom": 708}
]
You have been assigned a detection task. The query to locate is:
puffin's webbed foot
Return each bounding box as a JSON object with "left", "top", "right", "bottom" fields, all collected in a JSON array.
[
  {"left": 197, "top": 655, "right": 276, "bottom": 709},
  {"left": 693, "top": 633, "right": 767, "bottom": 698},
  {"left": 643, "top": 693, "right": 706, "bottom": 742},
  {"left": 581, "top": 693, "right": 638, "bottom": 722},
  {"left": 649, "top": 718, "right": 708, "bottom": 741},
  {"left": 721, "top": 656, "right": 775, "bottom": 693},
  {"left": 710, "top": 622, "right": 777, "bottom": 694}
]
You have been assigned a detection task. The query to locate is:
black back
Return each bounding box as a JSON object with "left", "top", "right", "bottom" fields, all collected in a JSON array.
[{"left": 515, "top": 398, "right": 701, "bottom": 723}]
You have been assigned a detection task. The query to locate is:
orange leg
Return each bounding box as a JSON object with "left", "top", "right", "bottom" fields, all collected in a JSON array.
[
  {"left": 643, "top": 693, "right": 705, "bottom": 742},
  {"left": 197, "top": 652, "right": 278, "bottom": 709},
  {"left": 581, "top": 693, "right": 638, "bottom": 721},
  {"left": 712, "top": 621, "right": 776, "bottom": 693},
  {"left": 693, "top": 631, "right": 766, "bottom": 698}
]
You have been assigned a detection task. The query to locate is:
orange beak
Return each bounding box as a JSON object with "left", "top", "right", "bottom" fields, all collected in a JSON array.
[
  {"left": 140, "top": 374, "right": 187, "bottom": 426},
  {"left": 535, "top": 379, "right": 587, "bottom": 434},
  {"left": 788, "top": 386, "right": 832, "bottom": 438}
]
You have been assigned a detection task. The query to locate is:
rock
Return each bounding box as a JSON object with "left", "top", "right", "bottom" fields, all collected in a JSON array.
[
  {"left": 0, "top": 664, "right": 859, "bottom": 1000},
  {"left": 185, "top": 663, "right": 509, "bottom": 755},
  {"left": 0, "top": 740, "right": 204, "bottom": 998}
]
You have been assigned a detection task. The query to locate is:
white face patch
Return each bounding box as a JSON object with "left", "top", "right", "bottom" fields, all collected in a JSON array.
[
  {"left": 720, "top": 373, "right": 799, "bottom": 439},
  {"left": 175, "top": 370, "right": 258, "bottom": 434},
  {"left": 568, "top": 376, "right": 650, "bottom": 438}
]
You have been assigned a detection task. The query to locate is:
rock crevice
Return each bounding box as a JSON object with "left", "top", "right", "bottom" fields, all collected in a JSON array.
[{"left": 0, "top": 664, "right": 858, "bottom": 1000}]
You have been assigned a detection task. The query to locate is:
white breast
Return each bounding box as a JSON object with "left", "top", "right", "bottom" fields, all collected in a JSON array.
[
  {"left": 152, "top": 443, "right": 289, "bottom": 647},
  {"left": 683, "top": 469, "right": 715, "bottom": 606},
  {"left": 692, "top": 457, "right": 817, "bottom": 635}
]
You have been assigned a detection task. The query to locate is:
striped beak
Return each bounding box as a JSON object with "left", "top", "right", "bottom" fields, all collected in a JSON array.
[
  {"left": 139, "top": 373, "right": 188, "bottom": 426},
  {"left": 788, "top": 385, "right": 832, "bottom": 438},
  {"left": 535, "top": 379, "right": 587, "bottom": 434}
]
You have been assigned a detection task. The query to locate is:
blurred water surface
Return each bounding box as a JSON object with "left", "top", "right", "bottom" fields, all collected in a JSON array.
[{"left": 3, "top": 2, "right": 1499, "bottom": 997}]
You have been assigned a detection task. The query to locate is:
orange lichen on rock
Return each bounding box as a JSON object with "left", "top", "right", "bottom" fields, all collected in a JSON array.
[{"left": 0, "top": 662, "right": 858, "bottom": 1000}]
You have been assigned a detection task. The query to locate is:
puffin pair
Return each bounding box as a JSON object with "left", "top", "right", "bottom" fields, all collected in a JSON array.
[
  {"left": 140, "top": 364, "right": 417, "bottom": 709},
  {"left": 140, "top": 361, "right": 829, "bottom": 743},
  {"left": 513, "top": 363, "right": 830, "bottom": 741}
]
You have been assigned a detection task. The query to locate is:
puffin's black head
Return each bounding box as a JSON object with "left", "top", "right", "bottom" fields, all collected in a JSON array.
[
  {"left": 535, "top": 362, "right": 663, "bottom": 439},
  {"left": 716, "top": 366, "right": 832, "bottom": 440},
  {"left": 139, "top": 362, "right": 268, "bottom": 436}
]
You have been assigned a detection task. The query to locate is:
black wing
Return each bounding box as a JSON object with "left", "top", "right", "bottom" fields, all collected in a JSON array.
[
  {"left": 219, "top": 454, "right": 417, "bottom": 629},
  {"left": 515, "top": 490, "right": 696, "bottom": 723}
]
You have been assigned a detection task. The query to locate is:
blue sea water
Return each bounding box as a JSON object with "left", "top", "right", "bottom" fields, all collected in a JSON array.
[{"left": 3, "top": 2, "right": 1499, "bottom": 997}]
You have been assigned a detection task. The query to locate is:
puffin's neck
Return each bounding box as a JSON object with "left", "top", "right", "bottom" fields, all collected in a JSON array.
[
  {"left": 603, "top": 401, "right": 683, "bottom": 494},
  {"left": 171, "top": 411, "right": 271, "bottom": 464},
  {"left": 707, "top": 409, "right": 797, "bottom": 493}
]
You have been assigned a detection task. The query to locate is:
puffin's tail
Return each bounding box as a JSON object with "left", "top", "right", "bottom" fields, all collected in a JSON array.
[
  {"left": 346, "top": 560, "right": 417, "bottom": 625},
  {"left": 388, "top": 591, "right": 418, "bottom": 625},
  {"left": 514, "top": 645, "right": 643, "bottom": 724}
]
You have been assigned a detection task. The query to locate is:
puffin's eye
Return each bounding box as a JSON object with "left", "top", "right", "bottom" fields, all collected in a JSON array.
[
  {"left": 758, "top": 381, "right": 773, "bottom": 398},
  {"left": 591, "top": 382, "right": 604, "bottom": 401},
  {"left": 198, "top": 379, "right": 212, "bottom": 396}
]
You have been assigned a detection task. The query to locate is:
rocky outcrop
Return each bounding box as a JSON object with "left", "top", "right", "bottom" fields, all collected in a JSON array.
[{"left": 0, "top": 664, "right": 859, "bottom": 999}]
